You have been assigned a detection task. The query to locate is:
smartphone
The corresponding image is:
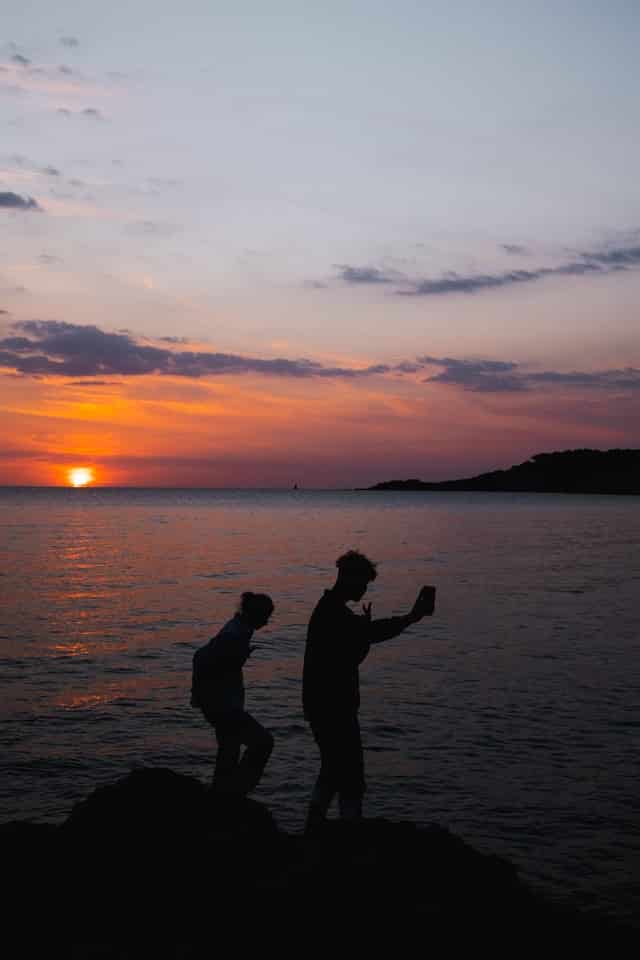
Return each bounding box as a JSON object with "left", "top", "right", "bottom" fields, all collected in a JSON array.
[{"left": 420, "top": 585, "right": 436, "bottom": 612}]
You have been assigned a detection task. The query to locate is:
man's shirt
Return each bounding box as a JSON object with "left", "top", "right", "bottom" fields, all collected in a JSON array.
[
  {"left": 303, "top": 589, "right": 416, "bottom": 722},
  {"left": 303, "top": 590, "right": 371, "bottom": 722}
]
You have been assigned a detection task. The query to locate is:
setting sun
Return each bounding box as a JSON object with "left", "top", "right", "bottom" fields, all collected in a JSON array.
[{"left": 68, "top": 468, "right": 94, "bottom": 488}]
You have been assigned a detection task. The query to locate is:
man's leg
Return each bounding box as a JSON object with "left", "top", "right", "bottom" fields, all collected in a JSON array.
[
  {"left": 305, "top": 720, "right": 339, "bottom": 831},
  {"left": 336, "top": 717, "right": 365, "bottom": 821}
]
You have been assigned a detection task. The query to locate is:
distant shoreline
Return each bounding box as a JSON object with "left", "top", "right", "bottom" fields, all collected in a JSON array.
[
  {"left": 365, "top": 448, "right": 640, "bottom": 496},
  {"left": 2, "top": 448, "right": 640, "bottom": 494}
]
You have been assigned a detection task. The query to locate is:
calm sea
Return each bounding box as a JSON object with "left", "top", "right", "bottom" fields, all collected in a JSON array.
[{"left": 1, "top": 488, "right": 638, "bottom": 924}]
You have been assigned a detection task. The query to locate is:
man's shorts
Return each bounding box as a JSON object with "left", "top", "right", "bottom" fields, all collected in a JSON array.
[{"left": 310, "top": 714, "right": 365, "bottom": 796}]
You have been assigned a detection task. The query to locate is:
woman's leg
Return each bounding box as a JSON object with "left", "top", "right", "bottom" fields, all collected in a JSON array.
[
  {"left": 234, "top": 712, "right": 274, "bottom": 795},
  {"left": 212, "top": 722, "right": 242, "bottom": 793}
]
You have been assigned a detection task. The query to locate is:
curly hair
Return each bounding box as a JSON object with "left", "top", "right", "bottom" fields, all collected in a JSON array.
[{"left": 335, "top": 550, "right": 377, "bottom": 581}]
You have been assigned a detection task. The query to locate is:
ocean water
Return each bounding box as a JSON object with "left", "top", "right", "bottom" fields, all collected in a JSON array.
[{"left": 1, "top": 488, "right": 639, "bottom": 924}]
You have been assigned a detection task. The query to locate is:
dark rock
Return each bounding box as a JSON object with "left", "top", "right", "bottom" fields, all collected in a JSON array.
[
  {"left": 62, "top": 767, "right": 207, "bottom": 841},
  {"left": 3, "top": 767, "right": 636, "bottom": 955}
]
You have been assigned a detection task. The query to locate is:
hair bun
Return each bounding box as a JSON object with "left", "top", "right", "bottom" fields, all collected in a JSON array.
[{"left": 239, "top": 591, "right": 274, "bottom": 619}]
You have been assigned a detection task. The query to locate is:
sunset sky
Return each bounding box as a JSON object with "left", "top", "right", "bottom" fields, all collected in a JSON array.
[{"left": 1, "top": 1, "right": 639, "bottom": 487}]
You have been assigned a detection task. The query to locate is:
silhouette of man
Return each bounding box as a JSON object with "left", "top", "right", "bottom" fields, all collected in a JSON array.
[
  {"left": 303, "top": 550, "right": 435, "bottom": 828},
  {"left": 191, "top": 592, "right": 275, "bottom": 798}
]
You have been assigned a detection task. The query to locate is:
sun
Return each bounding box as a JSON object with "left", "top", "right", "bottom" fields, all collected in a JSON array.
[{"left": 68, "top": 467, "right": 94, "bottom": 488}]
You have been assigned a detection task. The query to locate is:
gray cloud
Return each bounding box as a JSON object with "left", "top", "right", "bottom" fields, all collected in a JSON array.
[
  {"left": 332, "top": 241, "right": 640, "bottom": 297},
  {"left": 421, "top": 356, "right": 525, "bottom": 392},
  {"left": 0, "top": 192, "right": 41, "bottom": 211},
  {"left": 403, "top": 259, "right": 618, "bottom": 296},
  {"left": 3, "top": 320, "right": 637, "bottom": 396},
  {"left": 579, "top": 245, "right": 640, "bottom": 268},
  {"left": 501, "top": 244, "right": 529, "bottom": 255},
  {"left": 56, "top": 107, "right": 104, "bottom": 119},
  {"left": 59, "top": 65, "right": 73, "bottom": 74},
  {"left": 393, "top": 361, "right": 423, "bottom": 374},
  {"left": 11, "top": 54, "right": 30, "bottom": 66},
  {"left": 422, "top": 356, "right": 640, "bottom": 393},
  {"left": 67, "top": 380, "right": 122, "bottom": 386},
  {"left": 0, "top": 320, "right": 397, "bottom": 380},
  {"left": 59, "top": 37, "right": 79, "bottom": 47},
  {"left": 528, "top": 369, "right": 640, "bottom": 389},
  {"left": 337, "top": 265, "right": 397, "bottom": 284},
  {"left": 405, "top": 270, "right": 547, "bottom": 295},
  {"left": 41, "top": 165, "right": 60, "bottom": 176}
]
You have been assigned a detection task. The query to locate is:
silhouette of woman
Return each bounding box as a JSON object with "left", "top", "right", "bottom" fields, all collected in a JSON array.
[{"left": 191, "top": 592, "right": 275, "bottom": 797}]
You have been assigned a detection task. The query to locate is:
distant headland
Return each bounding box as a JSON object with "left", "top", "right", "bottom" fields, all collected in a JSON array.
[{"left": 366, "top": 448, "right": 640, "bottom": 495}]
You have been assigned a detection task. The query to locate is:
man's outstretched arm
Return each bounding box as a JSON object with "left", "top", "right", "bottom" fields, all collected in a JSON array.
[
  {"left": 368, "top": 611, "right": 419, "bottom": 644},
  {"left": 367, "top": 586, "right": 436, "bottom": 645}
]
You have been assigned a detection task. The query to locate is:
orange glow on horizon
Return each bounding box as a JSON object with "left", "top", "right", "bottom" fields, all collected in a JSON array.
[
  {"left": 68, "top": 467, "right": 95, "bottom": 487},
  {"left": 1, "top": 362, "right": 625, "bottom": 488}
]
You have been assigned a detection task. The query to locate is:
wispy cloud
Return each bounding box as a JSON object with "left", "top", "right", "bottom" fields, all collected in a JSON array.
[
  {"left": 0, "top": 191, "right": 42, "bottom": 211},
  {"left": 421, "top": 356, "right": 524, "bottom": 392},
  {"left": 422, "top": 356, "right": 640, "bottom": 393},
  {"left": 337, "top": 265, "right": 397, "bottom": 285},
  {"left": 401, "top": 259, "right": 612, "bottom": 296},
  {"left": 0, "top": 320, "right": 397, "bottom": 380},
  {"left": 56, "top": 105, "right": 107, "bottom": 120},
  {"left": 579, "top": 245, "right": 640, "bottom": 268},
  {"left": 67, "top": 380, "right": 122, "bottom": 387},
  {"left": 2, "top": 321, "right": 637, "bottom": 398},
  {"left": 59, "top": 37, "right": 80, "bottom": 48},
  {"left": 329, "top": 241, "right": 640, "bottom": 297},
  {"left": 1, "top": 46, "right": 117, "bottom": 107}
]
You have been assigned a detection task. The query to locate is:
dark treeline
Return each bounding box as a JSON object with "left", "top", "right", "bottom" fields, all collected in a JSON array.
[{"left": 367, "top": 449, "right": 640, "bottom": 495}]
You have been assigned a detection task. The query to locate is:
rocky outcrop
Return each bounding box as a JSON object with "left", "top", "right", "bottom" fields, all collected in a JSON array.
[
  {"left": 2, "top": 767, "right": 633, "bottom": 955},
  {"left": 368, "top": 449, "right": 640, "bottom": 494}
]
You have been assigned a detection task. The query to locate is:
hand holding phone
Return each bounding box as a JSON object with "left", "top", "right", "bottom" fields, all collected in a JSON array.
[{"left": 412, "top": 585, "right": 436, "bottom": 620}]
